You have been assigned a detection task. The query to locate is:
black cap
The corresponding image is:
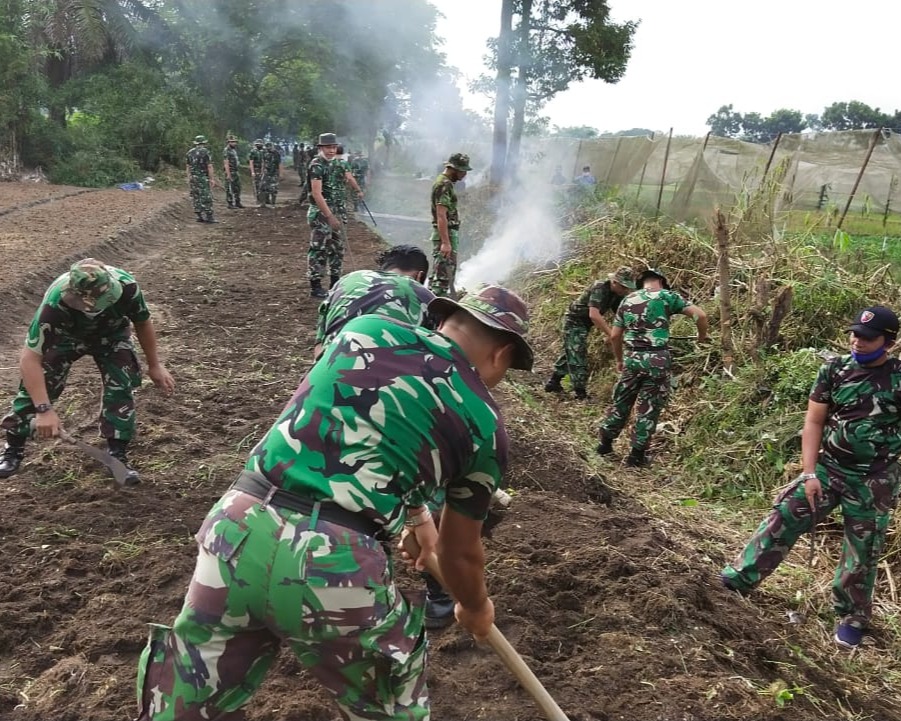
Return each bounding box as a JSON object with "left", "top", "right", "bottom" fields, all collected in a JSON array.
[
  {"left": 848, "top": 306, "right": 899, "bottom": 339},
  {"left": 637, "top": 267, "right": 670, "bottom": 290}
]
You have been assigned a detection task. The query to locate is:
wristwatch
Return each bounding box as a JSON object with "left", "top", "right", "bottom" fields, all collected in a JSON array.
[{"left": 34, "top": 403, "right": 52, "bottom": 414}]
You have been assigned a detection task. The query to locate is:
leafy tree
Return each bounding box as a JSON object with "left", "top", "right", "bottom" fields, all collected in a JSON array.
[
  {"left": 821, "top": 100, "right": 890, "bottom": 130},
  {"left": 804, "top": 113, "right": 822, "bottom": 132},
  {"left": 488, "top": 0, "right": 637, "bottom": 184},
  {"left": 706, "top": 104, "right": 742, "bottom": 138},
  {"left": 762, "top": 108, "right": 806, "bottom": 138},
  {"left": 551, "top": 124, "right": 599, "bottom": 138}
]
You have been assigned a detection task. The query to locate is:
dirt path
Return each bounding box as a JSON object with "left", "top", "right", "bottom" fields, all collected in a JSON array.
[{"left": 0, "top": 182, "right": 895, "bottom": 721}]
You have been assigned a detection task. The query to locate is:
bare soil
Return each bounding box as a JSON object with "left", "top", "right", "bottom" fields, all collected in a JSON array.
[{"left": 0, "top": 180, "right": 896, "bottom": 721}]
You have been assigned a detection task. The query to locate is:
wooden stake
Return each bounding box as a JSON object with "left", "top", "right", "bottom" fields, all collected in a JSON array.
[{"left": 713, "top": 209, "right": 734, "bottom": 373}]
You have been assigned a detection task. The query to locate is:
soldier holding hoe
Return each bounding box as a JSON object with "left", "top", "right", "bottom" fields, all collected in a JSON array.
[{"left": 135, "top": 286, "right": 534, "bottom": 721}]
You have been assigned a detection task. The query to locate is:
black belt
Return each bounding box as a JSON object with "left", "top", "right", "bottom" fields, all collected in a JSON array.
[{"left": 232, "top": 471, "right": 388, "bottom": 541}]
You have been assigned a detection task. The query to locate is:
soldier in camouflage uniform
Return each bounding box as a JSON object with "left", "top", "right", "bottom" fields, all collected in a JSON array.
[
  {"left": 314, "top": 244, "right": 432, "bottom": 358},
  {"left": 351, "top": 150, "right": 370, "bottom": 211},
  {"left": 258, "top": 140, "right": 283, "bottom": 207},
  {"left": 135, "top": 285, "right": 533, "bottom": 721},
  {"left": 307, "top": 133, "right": 364, "bottom": 299},
  {"left": 722, "top": 306, "right": 901, "bottom": 650},
  {"left": 222, "top": 135, "right": 244, "bottom": 209},
  {"left": 596, "top": 268, "right": 708, "bottom": 467},
  {"left": 185, "top": 135, "right": 217, "bottom": 223},
  {"left": 427, "top": 152, "right": 471, "bottom": 298},
  {"left": 0, "top": 259, "right": 175, "bottom": 485},
  {"left": 248, "top": 138, "right": 265, "bottom": 204},
  {"left": 545, "top": 265, "right": 636, "bottom": 400}
]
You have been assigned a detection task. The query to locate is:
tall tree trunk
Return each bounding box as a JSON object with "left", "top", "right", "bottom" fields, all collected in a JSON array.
[
  {"left": 507, "top": 0, "right": 532, "bottom": 180},
  {"left": 490, "top": 0, "right": 514, "bottom": 187}
]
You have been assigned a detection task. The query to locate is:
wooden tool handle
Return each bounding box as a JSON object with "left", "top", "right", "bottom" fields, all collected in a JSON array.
[{"left": 402, "top": 533, "right": 570, "bottom": 721}]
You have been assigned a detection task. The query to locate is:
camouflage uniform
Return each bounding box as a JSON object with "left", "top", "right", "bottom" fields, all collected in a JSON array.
[
  {"left": 0, "top": 266, "right": 149, "bottom": 442},
  {"left": 259, "top": 144, "right": 281, "bottom": 206},
  {"left": 136, "top": 314, "right": 508, "bottom": 721},
  {"left": 307, "top": 154, "right": 344, "bottom": 286},
  {"left": 185, "top": 142, "right": 213, "bottom": 218},
  {"left": 551, "top": 280, "right": 624, "bottom": 393},
  {"left": 316, "top": 270, "right": 436, "bottom": 351},
  {"left": 723, "top": 355, "right": 901, "bottom": 628},
  {"left": 351, "top": 153, "right": 370, "bottom": 210},
  {"left": 427, "top": 174, "right": 460, "bottom": 298},
  {"left": 249, "top": 141, "right": 265, "bottom": 202},
  {"left": 223, "top": 139, "right": 242, "bottom": 208},
  {"left": 598, "top": 288, "right": 688, "bottom": 452}
]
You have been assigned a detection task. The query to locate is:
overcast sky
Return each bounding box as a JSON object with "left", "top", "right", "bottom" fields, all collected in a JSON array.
[{"left": 430, "top": 0, "right": 901, "bottom": 137}]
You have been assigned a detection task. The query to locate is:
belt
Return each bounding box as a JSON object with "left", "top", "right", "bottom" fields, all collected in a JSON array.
[{"left": 232, "top": 471, "right": 388, "bottom": 541}]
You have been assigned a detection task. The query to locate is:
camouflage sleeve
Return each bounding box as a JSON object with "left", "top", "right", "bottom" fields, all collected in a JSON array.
[
  {"left": 413, "top": 284, "right": 437, "bottom": 325},
  {"left": 314, "top": 297, "right": 330, "bottom": 344},
  {"left": 309, "top": 160, "right": 326, "bottom": 182},
  {"left": 612, "top": 303, "right": 626, "bottom": 329},
  {"left": 24, "top": 304, "right": 65, "bottom": 354},
  {"left": 445, "top": 425, "right": 508, "bottom": 521},
  {"left": 433, "top": 178, "right": 454, "bottom": 208},
  {"left": 665, "top": 290, "right": 689, "bottom": 315},
  {"left": 122, "top": 283, "right": 152, "bottom": 323},
  {"left": 587, "top": 281, "right": 610, "bottom": 312},
  {"left": 809, "top": 360, "right": 836, "bottom": 405}
]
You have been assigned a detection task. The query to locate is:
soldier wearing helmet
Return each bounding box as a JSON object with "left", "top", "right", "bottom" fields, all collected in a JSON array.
[
  {"left": 185, "top": 135, "right": 217, "bottom": 223},
  {"left": 596, "top": 266, "right": 708, "bottom": 467},
  {"left": 428, "top": 152, "right": 472, "bottom": 297}
]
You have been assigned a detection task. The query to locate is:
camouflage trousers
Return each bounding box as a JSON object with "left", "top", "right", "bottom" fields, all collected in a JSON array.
[
  {"left": 551, "top": 321, "right": 591, "bottom": 391},
  {"left": 426, "top": 229, "right": 458, "bottom": 298},
  {"left": 0, "top": 337, "right": 142, "bottom": 442},
  {"left": 722, "top": 464, "right": 901, "bottom": 627},
  {"left": 259, "top": 173, "right": 279, "bottom": 204},
  {"left": 225, "top": 173, "right": 242, "bottom": 207},
  {"left": 308, "top": 214, "right": 345, "bottom": 281},
  {"left": 251, "top": 167, "right": 262, "bottom": 200},
  {"left": 136, "top": 487, "right": 429, "bottom": 721},
  {"left": 598, "top": 351, "right": 672, "bottom": 451},
  {"left": 189, "top": 176, "right": 213, "bottom": 215}
]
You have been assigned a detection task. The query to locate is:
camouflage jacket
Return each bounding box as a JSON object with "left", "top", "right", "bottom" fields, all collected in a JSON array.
[
  {"left": 566, "top": 280, "right": 622, "bottom": 325},
  {"left": 249, "top": 148, "right": 264, "bottom": 172},
  {"left": 261, "top": 148, "right": 281, "bottom": 177},
  {"left": 614, "top": 288, "right": 689, "bottom": 352},
  {"left": 307, "top": 155, "right": 343, "bottom": 219},
  {"left": 185, "top": 146, "right": 211, "bottom": 176},
  {"left": 244, "top": 315, "right": 508, "bottom": 537},
  {"left": 315, "top": 270, "right": 436, "bottom": 349},
  {"left": 223, "top": 145, "right": 240, "bottom": 173},
  {"left": 811, "top": 355, "right": 901, "bottom": 477},
  {"left": 351, "top": 156, "right": 369, "bottom": 180},
  {"left": 26, "top": 268, "right": 151, "bottom": 352},
  {"left": 431, "top": 173, "right": 460, "bottom": 229}
]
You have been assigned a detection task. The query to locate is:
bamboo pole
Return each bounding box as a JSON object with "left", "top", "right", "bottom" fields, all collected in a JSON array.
[
  {"left": 838, "top": 127, "right": 882, "bottom": 230},
  {"left": 714, "top": 209, "right": 734, "bottom": 373},
  {"left": 761, "top": 132, "right": 783, "bottom": 182},
  {"left": 655, "top": 127, "right": 673, "bottom": 219},
  {"left": 570, "top": 140, "right": 583, "bottom": 183}
]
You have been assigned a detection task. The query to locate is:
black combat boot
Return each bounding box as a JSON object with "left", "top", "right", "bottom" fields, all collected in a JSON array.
[
  {"left": 235, "top": 200, "right": 244, "bottom": 208},
  {"left": 227, "top": 202, "right": 235, "bottom": 209},
  {"left": 596, "top": 434, "right": 614, "bottom": 456},
  {"left": 204, "top": 212, "right": 218, "bottom": 224},
  {"left": 625, "top": 447, "right": 648, "bottom": 468},
  {"left": 573, "top": 387, "right": 590, "bottom": 400},
  {"left": 423, "top": 573, "right": 455, "bottom": 629},
  {"left": 544, "top": 374, "right": 564, "bottom": 393},
  {"left": 106, "top": 438, "right": 140, "bottom": 486},
  {"left": 329, "top": 275, "right": 340, "bottom": 290},
  {"left": 195, "top": 213, "right": 204, "bottom": 223},
  {"left": 310, "top": 279, "right": 328, "bottom": 299},
  {"left": 0, "top": 434, "right": 27, "bottom": 479}
]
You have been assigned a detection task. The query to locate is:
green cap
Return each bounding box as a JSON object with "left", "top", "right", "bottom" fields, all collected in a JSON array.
[
  {"left": 445, "top": 152, "right": 472, "bottom": 172},
  {"left": 62, "top": 259, "right": 123, "bottom": 313},
  {"left": 254, "top": 138, "right": 264, "bottom": 146},
  {"left": 608, "top": 266, "right": 636, "bottom": 289},
  {"left": 428, "top": 285, "right": 533, "bottom": 371},
  {"left": 194, "top": 135, "right": 207, "bottom": 145}
]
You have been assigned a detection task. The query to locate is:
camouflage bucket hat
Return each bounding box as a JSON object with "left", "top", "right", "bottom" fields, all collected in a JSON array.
[
  {"left": 62, "top": 258, "right": 123, "bottom": 313},
  {"left": 428, "top": 285, "right": 534, "bottom": 371},
  {"left": 194, "top": 135, "right": 207, "bottom": 145},
  {"left": 445, "top": 152, "right": 472, "bottom": 172},
  {"left": 254, "top": 138, "right": 264, "bottom": 146},
  {"left": 318, "top": 132, "right": 338, "bottom": 146},
  {"left": 226, "top": 134, "right": 237, "bottom": 142},
  {"left": 608, "top": 265, "right": 636, "bottom": 290},
  {"left": 638, "top": 267, "right": 670, "bottom": 290}
]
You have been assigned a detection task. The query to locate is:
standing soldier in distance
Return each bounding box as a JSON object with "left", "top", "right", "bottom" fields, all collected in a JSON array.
[
  {"left": 545, "top": 265, "right": 636, "bottom": 400},
  {"left": 428, "top": 152, "right": 471, "bottom": 298},
  {"left": 596, "top": 267, "right": 708, "bottom": 467},
  {"left": 185, "top": 135, "right": 217, "bottom": 223},
  {"left": 222, "top": 135, "right": 244, "bottom": 210},
  {"left": 258, "top": 140, "right": 283, "bottom": 208},
  {"left": 351, "top": 150, "right": 370, "bottom": 211},
  {"left": 248, "top": 138, "right": 265, "bottom": 206}
]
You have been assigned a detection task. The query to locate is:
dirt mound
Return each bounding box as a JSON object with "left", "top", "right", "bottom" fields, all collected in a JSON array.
[{"left": 0, "top": 182, "right": 896, "bottom": 721}]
